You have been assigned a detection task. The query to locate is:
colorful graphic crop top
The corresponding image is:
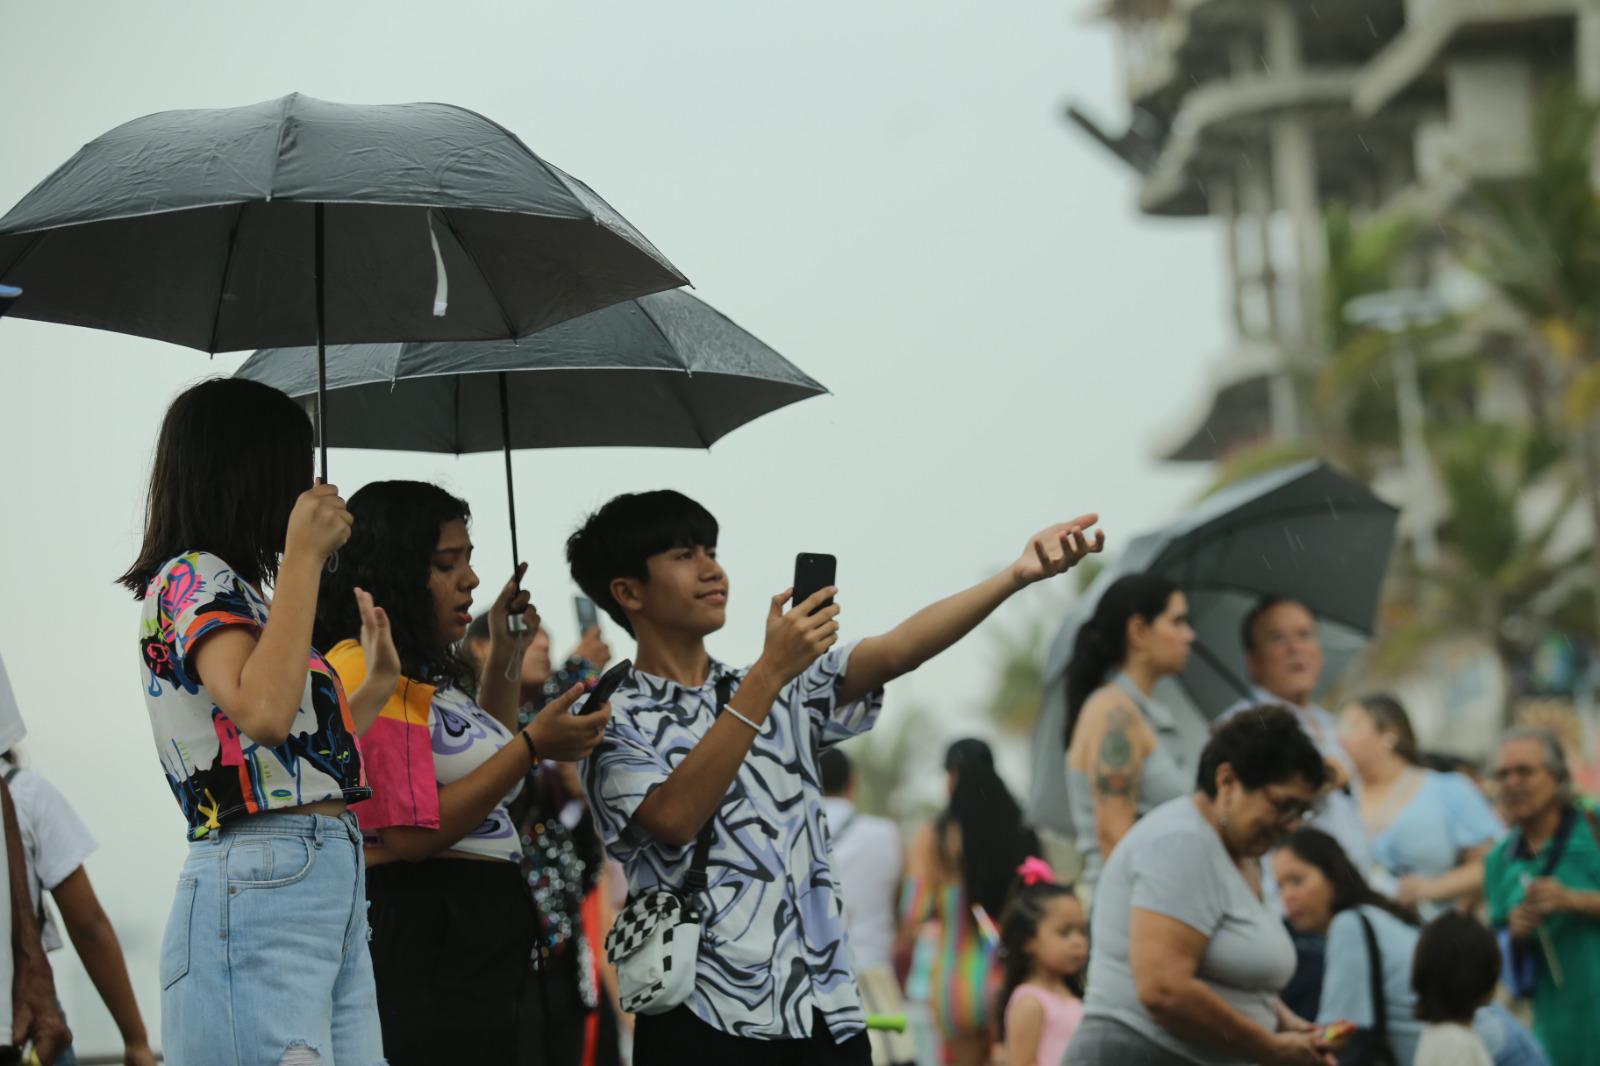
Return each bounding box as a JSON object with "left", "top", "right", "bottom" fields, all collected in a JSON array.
[{"left": 138, "top": 551, "right": 369, "bottom": 839}]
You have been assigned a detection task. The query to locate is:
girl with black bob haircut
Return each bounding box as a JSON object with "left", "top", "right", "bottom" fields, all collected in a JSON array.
[
  {"left": 123, "top": 377, "right": 400, "bottom": 1065},
  {"left": 566, "top": 489, "right": 718, "bottom": 635},
  {"left": 1412, "top": 914, "right": 1501, "bottom": 1066},
  {"left": 1061, "top": 573, "right": 1195, "bottom": 890},
  {"left": 315, "top": 479, "right": 611, "bottom": 1066}
]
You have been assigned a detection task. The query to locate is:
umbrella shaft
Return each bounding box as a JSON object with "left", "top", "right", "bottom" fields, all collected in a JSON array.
[
  {"left": 500, "top": 372, "right": 519, "bottom": 571},
  {"left": 315, "top": 203, "right": 328, "bottom": 483}
]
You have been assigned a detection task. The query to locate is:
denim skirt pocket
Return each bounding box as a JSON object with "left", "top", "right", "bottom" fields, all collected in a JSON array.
[{"left": 160, "top": 877, "right": 198, "bottom": 990}]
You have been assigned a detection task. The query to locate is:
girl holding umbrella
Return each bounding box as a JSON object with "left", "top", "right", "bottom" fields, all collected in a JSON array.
[{"left": 122, "top": 378, "right": 402, "bottom": 1064}]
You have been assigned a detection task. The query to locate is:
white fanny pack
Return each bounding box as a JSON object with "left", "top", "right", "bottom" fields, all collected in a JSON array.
[{"left": 603, "top": 674, "right": 733, "bottom": 1015}]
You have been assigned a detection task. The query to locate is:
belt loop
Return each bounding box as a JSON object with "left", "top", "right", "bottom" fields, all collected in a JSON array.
[
  {"left": 208, "top": 828, "right": 223, "bottom": 847},
  {"left": 312, "top": 817, "right": 325, "bottom": 850}
]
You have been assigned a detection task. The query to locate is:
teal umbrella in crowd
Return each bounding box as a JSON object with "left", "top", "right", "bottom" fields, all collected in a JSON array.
[
  {"left": 1027, "top": 460, "right": 1399, "bottom": 835},
  {"left": 0, "top": 93, "right": 687, "bottom": 477},
  {"left": 234, "top": 288, "right": 828, "bottom": 568}
]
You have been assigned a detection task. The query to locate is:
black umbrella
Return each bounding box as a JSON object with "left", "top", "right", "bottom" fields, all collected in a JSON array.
[
  {"left": 0, "top": 92, "right": 687, "bottom": 477},
  {"left": 233, "top": 288, "right": 828, "bottom": 568},
  {"left": 1027, "top": 460, "right": 1399, "bottom": 835}
]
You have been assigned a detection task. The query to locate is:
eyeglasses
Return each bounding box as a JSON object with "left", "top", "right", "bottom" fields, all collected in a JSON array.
[
  {"left": 1262, "top": 789, "right": 1314, "bottom": 825},
  {"left": 1491, "top": 765, "right": 1546, "bottom": 783}
]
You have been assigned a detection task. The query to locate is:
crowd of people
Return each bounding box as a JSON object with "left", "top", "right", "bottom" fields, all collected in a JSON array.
[
  {"left": 810, "top": 574, "right": 1599, "bottom": 1066},
  {"left": 0, "top": 372, "right": 1592, "bottom": 1065}
]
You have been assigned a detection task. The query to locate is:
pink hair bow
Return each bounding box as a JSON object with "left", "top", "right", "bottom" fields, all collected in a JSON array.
[{"left": 1017, "top": 857, "right": 1055, "bottom": 886}]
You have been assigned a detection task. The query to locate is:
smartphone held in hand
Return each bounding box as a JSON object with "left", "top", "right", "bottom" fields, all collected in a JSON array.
[
  {"left": 577, "top": 658, "right": 632, "bottom": 715},
  {"left": 793, "top": 553, "right": 836, "bottom": 614},
  {"left": 575, "top": 595, "right": 600, "bottom": 633}
]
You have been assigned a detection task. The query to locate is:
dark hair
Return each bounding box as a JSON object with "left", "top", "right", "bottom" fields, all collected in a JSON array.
[
  {"left": 1240, "top": 596, "right": 1309, "bottom": 653},
  {"left": 1413, "top": 913, "right": 1501, "bottom": 1024},
  {"left": 1280, "top": 828, "right": 1419, "bottom": 927},
  {"left": 820, "top": 748, "right": 852, "bottom": 797},
  {"left": 995, "top": 879, "right": 1084, "bottom": 1036},
  {"left": 119, "top": 378, "right": 313, "bottom": 595},
  {"left": 1064, "top": 574, "right": 1180, "bottom": 745},
  {"left": 1197, "top": 706, "right": 1328, "bottom": 797},
  {"left": 938, "top": 739, "right": 1042, "bottom": 921},
  {"left": 313, "top": 480, "right": 476, "bottom": 689},
  {"left": 1350, "top": 693, "right": 1420, "bottom": 764},
  {"left": 566, "top": 491, "right": 719, "bottom": 636}
]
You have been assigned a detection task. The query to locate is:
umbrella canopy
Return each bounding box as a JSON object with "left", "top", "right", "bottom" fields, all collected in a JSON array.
[
  {"left": 1027, "top": 460, "right": 1399, "bottom": 835},
  {"left": 234, "top": 288, "right": 828, "bottom": 569},
  {"left": 235, "top": 288, "right": 827, "bottom": 452},
  {"left": 0, "top": 93, "right": 686, "bottom": 352}
]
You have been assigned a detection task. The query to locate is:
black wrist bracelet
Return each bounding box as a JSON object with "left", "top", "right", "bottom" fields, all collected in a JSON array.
[{"left": 520, "top": 730, "right": 538, "bottom": 766}]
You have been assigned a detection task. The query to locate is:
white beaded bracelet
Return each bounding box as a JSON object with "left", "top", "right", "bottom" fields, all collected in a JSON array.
[{"left": 725, "top": 705, "right": 763, "bottom": 733}]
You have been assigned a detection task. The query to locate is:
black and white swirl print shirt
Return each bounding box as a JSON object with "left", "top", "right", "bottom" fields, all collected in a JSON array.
[{"left": 581, "top": 642, "right": 883, "bottom": 1042}]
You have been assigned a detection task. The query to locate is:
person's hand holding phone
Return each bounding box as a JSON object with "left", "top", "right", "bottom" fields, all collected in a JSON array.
[
  {"left": 573, "top": 626, "right": 611, "bottom": 671},
  {"left": 757, "top": 586, "right": 841, "bottom": 687},
  {"left": 524, "top": 680, "right": 613, "bottom": 762}
]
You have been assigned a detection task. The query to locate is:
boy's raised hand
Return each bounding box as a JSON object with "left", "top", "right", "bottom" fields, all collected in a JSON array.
[
  {"left": 1010, "top": 514, "right": 1105, "bottom": 586},
  {"left": 758, "top": 587, "right": 841, "bottom": 685}
]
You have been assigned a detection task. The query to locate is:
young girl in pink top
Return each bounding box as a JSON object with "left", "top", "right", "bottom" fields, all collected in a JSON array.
[{"left": 997, "top": 859, "right": 1089, "bottom": 1066}]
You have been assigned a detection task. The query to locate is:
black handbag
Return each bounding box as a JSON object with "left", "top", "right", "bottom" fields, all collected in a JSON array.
[{"left": 1335, "top": 911, "right": 1399, "bottom": 1066}]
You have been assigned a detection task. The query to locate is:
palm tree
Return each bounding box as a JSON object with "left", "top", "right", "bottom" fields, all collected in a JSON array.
[{"left": 1454, "top": 78, "right": 1600, "bottom": 641}]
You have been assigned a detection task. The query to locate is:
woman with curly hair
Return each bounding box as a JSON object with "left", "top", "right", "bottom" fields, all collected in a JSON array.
[{"left": 314, "top": 479, "right": 612, "bottom": 1064}]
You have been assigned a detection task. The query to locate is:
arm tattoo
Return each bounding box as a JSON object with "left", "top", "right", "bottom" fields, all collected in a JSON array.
[{"left": 1095, "top": 709, "right": 1137, "bottom": 799}]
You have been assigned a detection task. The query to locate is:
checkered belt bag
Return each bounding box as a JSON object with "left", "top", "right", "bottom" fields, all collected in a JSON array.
[{"left": 604, "top": 675, "right": 734, "bottom": 1016}]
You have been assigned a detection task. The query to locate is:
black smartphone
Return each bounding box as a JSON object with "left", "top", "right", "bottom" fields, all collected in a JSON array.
[
  {"left": 792, "top": 553, "right": 837, "bottom": 614},
  {"left": 575, "top": 595, "right": 600, "bottom": 633},
  {"left": 577, "top": 658, "right": 632, "bottom": 715}
]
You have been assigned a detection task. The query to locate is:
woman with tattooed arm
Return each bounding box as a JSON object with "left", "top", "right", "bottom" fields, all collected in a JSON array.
[{"left": 1064, "top": 575, "right": 1196, "bottom": 895}]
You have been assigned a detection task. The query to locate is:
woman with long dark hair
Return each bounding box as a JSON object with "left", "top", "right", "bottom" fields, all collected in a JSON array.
[
  {"left": 314, "top": 480, "right": 611, "bottom": 1064},
  {"left": 903, "top": 738, "right": 1042, "bottom": 1066},
  {"left": 1274, "top": 829, "right": 1544, "bottom": 1066},
  {"left": 1062, "top": 574, "right": 1194, "bottom": 892},
  {"left": 123, "top": 377, "right": 401, "bottom": 1064}
]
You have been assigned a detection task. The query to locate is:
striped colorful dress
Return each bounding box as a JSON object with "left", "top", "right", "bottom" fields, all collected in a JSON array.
[{"left": 903, "top": 876, "right": 1001, "bottom": 1041}]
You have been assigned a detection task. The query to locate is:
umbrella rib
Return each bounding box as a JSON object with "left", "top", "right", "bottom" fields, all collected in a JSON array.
[
  {"left": 206, "top": 203, "right": 249, "bottom": 354},
  {"left": 437, "top": 207, "right": 520, "bottom": 339}
]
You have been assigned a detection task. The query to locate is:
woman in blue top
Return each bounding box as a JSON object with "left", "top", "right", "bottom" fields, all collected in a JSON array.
[
  {"left": 1337, "top": 694, "right": 1502, "bottom": 917},
  {"left": 1274, "top": 828, "right": 1546, "bottom": 1066}
]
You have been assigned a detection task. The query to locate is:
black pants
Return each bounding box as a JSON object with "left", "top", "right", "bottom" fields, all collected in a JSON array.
[
  {"left": 366, "top": 858, "right": 536, "bottom": 1066},
  {"left": 517, "top": 944, "right": 589, "bottom": 1066},
  {"left": 634, "top": 1007, "right": 871, "bottom": 1066}
]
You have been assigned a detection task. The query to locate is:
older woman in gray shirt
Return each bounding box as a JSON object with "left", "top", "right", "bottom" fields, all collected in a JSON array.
[{"left": 1065, "top": 708, "right": 1336, "bottom": 1066}]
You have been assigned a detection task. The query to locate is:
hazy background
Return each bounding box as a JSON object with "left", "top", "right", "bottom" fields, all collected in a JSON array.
[{"left": 0, "top": 1, "right": 1219, "bottom": 1051}]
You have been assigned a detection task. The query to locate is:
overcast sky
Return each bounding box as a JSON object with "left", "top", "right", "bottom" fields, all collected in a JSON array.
[{"left": 1, "top": 0, "right": 1220, "bottom": 1051}]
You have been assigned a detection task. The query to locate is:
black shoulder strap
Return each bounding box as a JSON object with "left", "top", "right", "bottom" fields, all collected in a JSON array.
[
  {"left": 683, "top": 673, "right": 736, "bottom": 895},
  {"left": 1357, "top": 912, "right": 1392, "bottom": 1054},
  {"left": 2, "top": 766, "right": 18, "bottom": 785}
]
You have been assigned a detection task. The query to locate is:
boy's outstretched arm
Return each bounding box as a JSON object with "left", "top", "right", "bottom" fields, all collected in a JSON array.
[{"left": 837, "top": 515, "right": 1104, "bottom": 705}]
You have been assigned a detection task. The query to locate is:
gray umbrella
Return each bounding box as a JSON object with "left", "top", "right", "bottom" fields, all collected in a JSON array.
[
  {"left": 234, "top": 288, "right": 827, "bottom": 567},
  {"left": 1027, "top": 460, "right": 1399, "bottom": 835},
  {"left": 0, "top": 92, "right": 687, "bottom": 476}
]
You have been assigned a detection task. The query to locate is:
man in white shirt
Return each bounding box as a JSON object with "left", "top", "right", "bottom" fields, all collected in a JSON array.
[
  {"left": 0, "top": 653, "right": 69, "bottom": 1061},
  {"left": 819, "top": 749, "right": 913, "bottom": 1066},
  {"left": 1220, "top": 598, "right": 1369, "bottom": 877}
]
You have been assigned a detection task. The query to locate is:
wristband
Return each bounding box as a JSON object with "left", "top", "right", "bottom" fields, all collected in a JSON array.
[
  {"left": 520, "top": 730, "right": 539, "bottom": 766},
  {"left": 726, "top": 705, "right": 763, "bottom": 734}
]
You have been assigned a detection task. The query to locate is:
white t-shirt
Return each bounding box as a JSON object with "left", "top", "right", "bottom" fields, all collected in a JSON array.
[
  {"left": 1415, "top": 1022, "right": 1493, "bottom": 1066},
  {"left": 5, "top": 767, "right": 97, "bottom": 952},
  {"left": 822, "top": 796, "right": 903, "bottom": 972}
]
